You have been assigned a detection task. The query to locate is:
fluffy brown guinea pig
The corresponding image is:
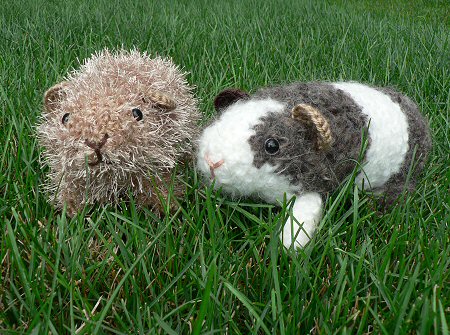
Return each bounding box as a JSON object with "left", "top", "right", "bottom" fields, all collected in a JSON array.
[{"left": 37, "top": 49, "right": 200, "bottom": 216}]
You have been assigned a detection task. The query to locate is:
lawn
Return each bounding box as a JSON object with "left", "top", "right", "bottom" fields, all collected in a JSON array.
[{"left": 0, "top": 0, "right": 449, "bottom": 334}]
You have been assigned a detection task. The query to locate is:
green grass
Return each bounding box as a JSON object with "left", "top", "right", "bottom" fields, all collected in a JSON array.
[{"left": 0, "top": 0, "right": 449, "bottom": 333}]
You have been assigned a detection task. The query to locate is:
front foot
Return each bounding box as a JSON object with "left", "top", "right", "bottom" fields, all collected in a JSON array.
[{"left": 281, "top": 192, "right": 323, "bottom": 249}]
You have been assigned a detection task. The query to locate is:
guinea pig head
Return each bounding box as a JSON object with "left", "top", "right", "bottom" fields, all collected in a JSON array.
[
  {"left": 38, "top": 50, "right": 198, "bottom": 190},
  {"left": 197, "top": 89, "right": 334, "bottom": 202},
  {"left": 40, "top": 82, "right": 178, "bottom": 171}
]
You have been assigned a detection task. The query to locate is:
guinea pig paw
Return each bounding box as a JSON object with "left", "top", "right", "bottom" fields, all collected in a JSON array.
[
  {"left": 281, "top": 221, "right": 312, "bottom": 250},
  {"left": 281, "top": 192, "right": 323, "bottom": 250}
]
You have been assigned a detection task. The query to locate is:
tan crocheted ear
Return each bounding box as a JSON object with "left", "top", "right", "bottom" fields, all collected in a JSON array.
[
  {"left": 43, "top": 82, "right": 68, "bottom": 113},
  {"left": 291, "top": 104, "right": 333, "bottom": 150},
  {"left": 146, "top": 91, "right": 177, "bottom": 111}
]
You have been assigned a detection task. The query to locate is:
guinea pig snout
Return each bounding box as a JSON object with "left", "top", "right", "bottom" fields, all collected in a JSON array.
[
  {"left": 84, "top": 133, "right": 109, "bottom": 150},
  {"left": 204, "top": 153, "right": 224, "bottom": 179},
  {"left": 84, "top": 133, "right": 109, "bottom": 166}
]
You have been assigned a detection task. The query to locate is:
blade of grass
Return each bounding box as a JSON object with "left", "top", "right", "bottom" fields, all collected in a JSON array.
[
  {"left": 224, "top": 281, "right": 271, "bottom": 335},
  {"left": 192, "top": 259, "right": 217, "bottom": 335}
]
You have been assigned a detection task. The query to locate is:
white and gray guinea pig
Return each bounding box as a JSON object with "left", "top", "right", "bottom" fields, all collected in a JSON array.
[{"left": 196, "top": 82, "right": 432, "bottom": 249}]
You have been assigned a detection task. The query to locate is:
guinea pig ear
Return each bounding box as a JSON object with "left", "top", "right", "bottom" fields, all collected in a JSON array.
[
  {"left": 146, "top": 90, "right": 177, "bottom": 111},
  {"left": 44, "top": 82, "right": 68, "bottom": 114},
  {"left": 291, "top": 104, "right": 333, "bottom": 150},
  {"left": 214, "top": 88, "right": 250, "bottom": 111}
]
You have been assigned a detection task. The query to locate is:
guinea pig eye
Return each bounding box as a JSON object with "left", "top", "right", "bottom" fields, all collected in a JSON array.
[
  {"left": 61, "top": 113, "right": 70, "bottom": 125},
  {"left": 264, "top": 138, "right": 280, "bottom": 155},
  {"left": 132, "top": 108, "right": 143, "bottom": 121}
]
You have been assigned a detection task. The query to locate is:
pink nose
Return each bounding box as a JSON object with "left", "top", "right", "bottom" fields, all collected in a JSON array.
[{"left": 204, "top": 153, "right": 224, "bottom": 179}]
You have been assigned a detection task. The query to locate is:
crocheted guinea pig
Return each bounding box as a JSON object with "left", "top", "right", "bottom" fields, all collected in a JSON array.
[
  {"left": 38, "top": 49, "right": 199, "bottom": 216},
  {"left": 197, "top": 82, "right": 431, "bottom": 249}
]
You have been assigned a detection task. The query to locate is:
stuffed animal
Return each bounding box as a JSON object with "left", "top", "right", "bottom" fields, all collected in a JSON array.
[
  {"left": 196, "top": 82, "right": 432, "bottom": 249},
  {"left": 38, "top": 49, "right": 200, "bottom": 216}
]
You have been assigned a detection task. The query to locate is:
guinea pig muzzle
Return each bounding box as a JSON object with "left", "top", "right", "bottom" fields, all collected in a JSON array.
[
  {"left": 84, "top": 133, "right": 109, "bottom": 166},
  {"left": 204, "top": 153, "right": 224, "bottom": 179}
]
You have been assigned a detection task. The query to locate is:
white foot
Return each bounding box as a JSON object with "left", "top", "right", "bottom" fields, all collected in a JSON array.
[{"left": 281, "top": 192, "right": 323, "bottom": 249}]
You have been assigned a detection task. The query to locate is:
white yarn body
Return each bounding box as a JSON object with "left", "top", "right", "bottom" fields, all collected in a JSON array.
[{"left": 332, "top": 82, "right": 409, "bottom": 190}]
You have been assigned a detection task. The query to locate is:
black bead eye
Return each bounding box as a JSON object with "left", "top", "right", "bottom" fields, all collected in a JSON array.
[
  {"left": 264, "top": 138, "right": 279, "bottom": 155},
  {"left": 62, "top": 113, "right": 70, "bottom": 125},
  {"left": 132, "top": 108, "right": 143, "bottom": 121}
]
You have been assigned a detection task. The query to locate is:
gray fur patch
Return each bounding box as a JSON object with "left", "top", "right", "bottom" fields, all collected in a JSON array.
[
  {"left": 249, "top": 82, "right": 368, "bottom": 194},
  {"left": 375, "top": 87, "right": 432, "bottom": 203}
]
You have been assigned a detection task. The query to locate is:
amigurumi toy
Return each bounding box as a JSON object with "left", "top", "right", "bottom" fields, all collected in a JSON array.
[
  {"left": 38, "top": 49, "right": 200, "bottom": 216},
  {"left": 196, "top": 82, "right": 432, "bottom": 249}
]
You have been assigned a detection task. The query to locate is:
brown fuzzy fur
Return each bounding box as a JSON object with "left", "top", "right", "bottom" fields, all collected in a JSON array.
[{"left": 37, "top": 49, "right": 200, "bottom": 216}]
